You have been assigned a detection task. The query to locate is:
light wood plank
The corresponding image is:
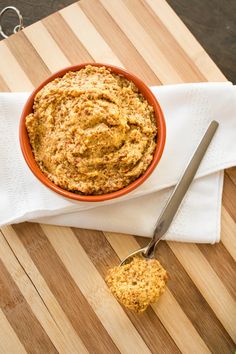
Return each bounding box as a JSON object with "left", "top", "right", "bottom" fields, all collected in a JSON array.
[
  {"left": 0, "top": 0, "right": 234, "bottom": 352},
  {"left": 146, "top": 0, "right": 227, "bottom": 82},
  {"left": 152, "top": 289, "right": 210, "bottom": 354},
  {"left": 104, "top": 232, "right": 211, "bottom": 354},
  {"left": 124, "top": 0, "right": 206, "bottom": 82},
  {"left": 0, "top": 42, "right": 34, "bottom": 91},
  {"left": 100, "top": 0, "right": 183, "bottom": 83},
  {"left": 0, "top": 230, "right": 87, "bottom": 354},
  {"left": 43, "top": 13, "right": 93, "bottom": 64},
  {"left": 79, "top": 0, "right": 161, "bottom": 85},
  {"left": 60, "top": 3, "right": 123, "bottom": 67},
  {"left": 13, "top": 223, "right": 119, "bottom": 354},
  {"left": 0, "top": 309, "right": 27, "bottom": 354},
  {"left": 168, "top": 242, "right": 236, "bottom": 341},
  {"left": 221, "top": 206, "right": 236, "bottom": 261},
  {"left": 198, "top": 241, "right": 236, "bottom": 300},
  {"left": 74, "top": 228, "right": 180, "bottom": 353},
  {"left": 223, "top": 173, "right": 236, "bottom": 222},
  {"left": 1, "top": 225, "right": 89, "bottom": 354},
  {"left": 0, "top": 75, "right": 10, "bottom": 91},
  {"left": 41, "top": 224, "right": 151, "bottom": 354},
  {"left": 24, "top": 22, "right": 70, "bottom": 72},
  {"left": 6, "top": 32, "right": 50, "bottom": 87}
]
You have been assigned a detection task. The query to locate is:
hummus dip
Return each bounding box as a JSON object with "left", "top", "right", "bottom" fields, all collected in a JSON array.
[
  {"left": 26, "top": 65, "right": 157, "bottom": 195},
  {"left": 106, "top": 257, "right": 167, "bottom": 313}
]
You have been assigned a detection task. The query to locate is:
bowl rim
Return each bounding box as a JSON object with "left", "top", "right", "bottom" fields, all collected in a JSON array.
[{"left": 19, "top": 63, "right": 166, "bottom": 202}]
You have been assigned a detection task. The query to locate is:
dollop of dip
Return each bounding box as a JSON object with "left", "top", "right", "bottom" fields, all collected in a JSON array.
[
  {"left": 106, "top": 257, "right": 167, "bottom": 313},
  {"left": 26, "top": 65, "right": 157, "bottom": 195}
]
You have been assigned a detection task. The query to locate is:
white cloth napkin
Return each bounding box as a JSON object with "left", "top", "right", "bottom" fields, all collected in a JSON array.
[{"left": 1, "top": 82, "right": 236, "bottom": 243}]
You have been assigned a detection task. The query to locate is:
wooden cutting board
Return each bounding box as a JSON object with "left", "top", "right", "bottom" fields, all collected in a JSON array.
[{"left": 0, "top": 1, "right": 235, "bottom": 353}]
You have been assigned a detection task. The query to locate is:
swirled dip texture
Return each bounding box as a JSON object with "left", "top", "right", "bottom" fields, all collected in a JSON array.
[
  {"left": 106, "top": 257, "right": 167, "bottom": 313},
  {"left": 26, "top": 65, "right": 157, "bottom": 195}
]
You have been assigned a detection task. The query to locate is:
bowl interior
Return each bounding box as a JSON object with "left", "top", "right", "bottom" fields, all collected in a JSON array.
[{"left": 20, "top": 63, "right": 166, "bottom": 202}]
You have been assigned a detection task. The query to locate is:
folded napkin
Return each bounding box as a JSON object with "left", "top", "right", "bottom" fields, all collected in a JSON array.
[{"left": 1, "top": 82, "right": 236, "bottom": 243}]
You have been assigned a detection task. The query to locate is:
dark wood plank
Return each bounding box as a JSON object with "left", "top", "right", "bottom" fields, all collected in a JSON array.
[
  {"left": 222, "top": 173, "right": 236, "bottom": 222},
  {"left": 0, "top": 0, "right": 76, "bottom": 40},
  {"left": 1, "top": 0, "right": 235, "bottom": 83},
  {"left": 0, "top": 259, "right": 58, "bottom": 354},
  {"left": 13, "top": 223, "right": 120, "bottom": 354},
  {"left": 73, "top": 228, "right": 181, "bottom": 354},
  {"left": 226, "top": 167, "right": 236, "bottom": 186},
  {"left": 6, "top": 31, "right": 50, "bottom": 86},
  {"left": 125, "top": 0, "right": 206, "bottom": 82},
  {"left": 136, "top": 237, "right": 236, "bottom": 354},
  {"left": 43, "top": 12, "right": 93, "bottom": 64},
  {"left": 198, "top": 242, "right": 236, "bottom": 300},
  {"left": 166, "top": 0, "right": 236, "bottom": 83},
  {"left": 79, "top": 0, "right": 161, "bottom": 86}
]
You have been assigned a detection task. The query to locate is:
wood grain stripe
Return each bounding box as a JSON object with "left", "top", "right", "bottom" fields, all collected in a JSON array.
[
  {"left": 221, "top": 206, "right": 236, "bottom": 261},
  {"left": 0, "top": 309, "right": 27, "bottom": 354},
  {"left": 0, "top": 229, "right": 88, "bottom": 354},
  {"left": 23, "top": 22, "right": 70, "bottom": 72},
  {"left": 0, "top": 43, "right": 34, "bottom": 91},
  {"left": 222, "top": 173, "right": 236, "bottom": 222},
  {"left": 100, "top": 0, "right": 183, "bottom": 83},
  {"left": 226, "top": 167, "right": 236, "bottom": 186},
  {"left": 122, "top": 234, "right": 235, "bottom": 353},
  {"left": 43, "top": 13, "right": 93, "bottom": 65},
  {"left": 0, "top": 249, "right": 57, "bottom": 353},
  {"left": 60, "top": 3, "right": 123, "bottom": 66},
  {"left": 13, "top": 223, "right": 120, "bottom": 354},
  {"left": 198, "top": 242, "right": 236, "bottom": 300},
  {"left": 146, "top": 0, "right": 227, "bottom": 82},
  {"left": 41, "top": 224, "right": 152, "bottom": 354},
  {"left": 0, "top": 0, "right": 235, "bottom": 352},
  {"left": 79, "top": 0, "right": 161, "bottom": 86},
  {"left": 1, "top": 225, "right": 89, "bottom": 354},
  {"left": 0, "top": 75, "right": 10, "bottom": 92},
  {"left": 6, "top": 32, "right": 50, "bottom": 87},
  {"left": 151, "top": 288, "right": 211, "bottom": 354},
  {"left": 167, "top": 241, "right": 236, "bottom": 342},
  {"left": 139, "top": 238, "right": 236, "bottom": 353},
  {"left": 104, "top": 232, "right": 214, "bottom": 354},
  {"left": 124, "top": 0, "right": 206, "bottom": 82},
  {"left": 73, "top": 228, "right": 181, "bottom": 354}
]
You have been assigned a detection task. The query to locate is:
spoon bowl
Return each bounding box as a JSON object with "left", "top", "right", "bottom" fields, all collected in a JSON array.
[
  {"left": 120, "top": 246, "right": 152, "bottom": 266},
  {"left": 120, "top": 246, "right": 159, "bottom": 266}
]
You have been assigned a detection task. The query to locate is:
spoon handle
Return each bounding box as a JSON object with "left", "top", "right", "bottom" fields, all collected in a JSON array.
[{"left": 145, "top": 120, "right": 219, "bottom": 258}]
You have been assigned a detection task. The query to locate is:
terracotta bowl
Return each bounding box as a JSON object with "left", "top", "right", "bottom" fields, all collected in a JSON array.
[{"left": 19, "top": 63, "right": 166, "bottom": 202}]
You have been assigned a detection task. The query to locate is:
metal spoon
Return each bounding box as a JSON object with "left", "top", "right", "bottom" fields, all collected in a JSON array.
[{"left": 120, "top": 120, "right": 219, "bottom": 265}]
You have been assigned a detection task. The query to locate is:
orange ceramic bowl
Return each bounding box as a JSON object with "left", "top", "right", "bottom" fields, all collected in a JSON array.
[{"left": 19, "top": 63, "right": 166, "bottom": 202}]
